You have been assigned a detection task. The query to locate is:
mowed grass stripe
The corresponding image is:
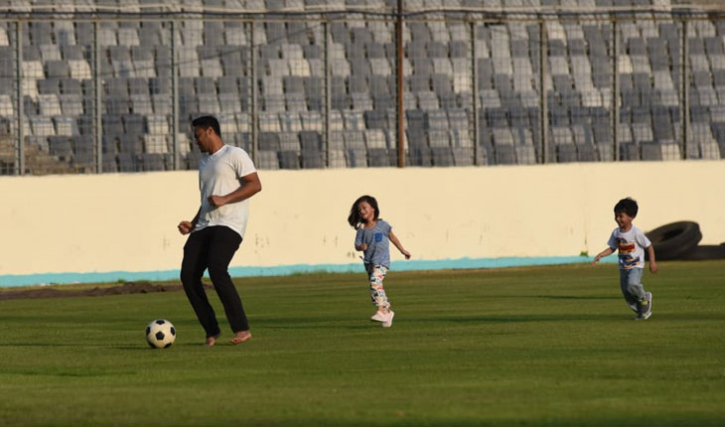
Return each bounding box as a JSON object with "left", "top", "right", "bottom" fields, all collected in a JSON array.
[{"left": 0, "top": 261, "right": 724, "bottom": 426}]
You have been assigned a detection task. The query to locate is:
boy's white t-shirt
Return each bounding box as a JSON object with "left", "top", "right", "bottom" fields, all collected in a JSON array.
[
  {"left": 607, "top": 225, "right": 652, "bottom": 269},
  {"left": 194, "top": 145, "right": 257, "bottom": 239}
]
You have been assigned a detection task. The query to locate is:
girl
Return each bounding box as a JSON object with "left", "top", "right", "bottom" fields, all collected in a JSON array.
[{"left": 347, "top": 195, "right": 411, "bottom": 328}]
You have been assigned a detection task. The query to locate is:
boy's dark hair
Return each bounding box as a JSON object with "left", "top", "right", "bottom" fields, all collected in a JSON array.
[
  {"left": 347, "top": 195, "right": 380, "bottom": 228},
  {"left": 614, "top": 197, "right": 638, "bottom": 218},
  {"left": 192, "top": 115, "right": 221, "bottom": 137}
]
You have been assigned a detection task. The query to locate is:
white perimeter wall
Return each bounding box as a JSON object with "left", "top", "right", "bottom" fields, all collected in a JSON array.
[{"left": 1, "top": 161, "right": 724, "bottom": 278}]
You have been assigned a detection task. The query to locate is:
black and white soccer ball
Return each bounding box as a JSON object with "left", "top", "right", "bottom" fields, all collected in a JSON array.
[{"left": 145, "top": 319, "right": 176, "bottom": 349}]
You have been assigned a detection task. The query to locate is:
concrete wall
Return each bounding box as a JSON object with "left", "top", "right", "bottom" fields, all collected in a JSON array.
[{"left": 1, "top": 161, "right": 724, "bottom": 286}]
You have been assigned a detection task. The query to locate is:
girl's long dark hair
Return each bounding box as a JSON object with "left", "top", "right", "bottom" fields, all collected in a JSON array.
[{"left": 347, "top": 195, "right": 380, "bottom": 228}]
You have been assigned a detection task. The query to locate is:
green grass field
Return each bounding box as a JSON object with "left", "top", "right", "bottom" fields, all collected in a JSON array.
[{"left": 1, "top": 261, "right": 724, "bottom": 426}]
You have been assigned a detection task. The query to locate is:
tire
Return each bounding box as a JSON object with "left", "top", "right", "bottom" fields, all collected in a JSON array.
[
  {"left": 645, "top": 221, "right": 702, "bottom": 261},
  {"left": 680, "top": 245, "right": 725, "bottom": 261}
]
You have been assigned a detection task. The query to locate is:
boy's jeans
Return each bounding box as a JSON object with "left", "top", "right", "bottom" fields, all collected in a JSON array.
[{"left": 620, "top": 267, "right": 646, "bottom": 307}]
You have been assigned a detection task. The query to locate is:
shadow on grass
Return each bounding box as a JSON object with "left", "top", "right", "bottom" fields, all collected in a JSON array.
[
  {"left": 422, "top": 314, "right": 625, "bottom": 323},
  {"left": 489, "top": 295, "right": 620, "bottom": 301},
  {"left": 115, "top": 342, "right": 226, "bottom": 350},
  {"left": 0, "top": 342, "right": 68, "bottom": 347},
  {"left": 0, "top": 343, "right": 186, "bottom": 351},
  {"left": 536, "top": 295, "right": 620, "bottom": 300},
  {"left": 426, "top": 312, "right": 725, "bottom": 323},
  {"left": 115, "top": 345, "right": 173, "bottom": 351},
  {"left": 262, "top": 324, "right": 371, "bottom": 330}
]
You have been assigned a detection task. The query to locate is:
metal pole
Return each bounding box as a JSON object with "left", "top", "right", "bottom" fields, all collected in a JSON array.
[
  {"left": 94, "top": 21, "right": 103, "bottom": 173},
  {"left": 539, "top": 19, "right": 548, "bottom": 164},
  {"left": 324, "top": 20, "right": 331, "bottom": 168},
  {"left": 250, "top": 21, "right": 258, "bottom": 164},
  {"left": 471, "top": 20, "right": 479, "bottom": 166},
  {"left": 15, "top": 21, "right": 24, "bottom": 175},
  {"left": 171, "top": 20, "right": 180, "bottom": 170},
  {"left": 396, "top": 0, "right": 405, "bottom": 167},
  {"left": 682, "top": 19, "right": 689, "bottom": 159},
  {"left": 612, "top": 19, "right": 619, "bottom": 161}
]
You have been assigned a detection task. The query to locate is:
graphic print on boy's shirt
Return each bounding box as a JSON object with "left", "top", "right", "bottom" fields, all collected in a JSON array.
[
  {"left": 608, "top": 226, "right": 650, "bottom": 270},
  {"left": 617, "top": 237, "right": 640, "bottom": 269}
]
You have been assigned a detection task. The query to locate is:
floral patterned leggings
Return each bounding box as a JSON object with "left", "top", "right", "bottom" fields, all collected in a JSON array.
[{"left": 365, "top": 264, "right": 390, "bottom": 309}]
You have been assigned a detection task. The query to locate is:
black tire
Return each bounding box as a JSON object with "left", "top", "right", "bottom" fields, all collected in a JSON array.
[
  {"left": 680, "top": 245, "right": 725, "bottom": 261},
  {"left": 645, "top": 221, "right": 702, "bottom": 261}
]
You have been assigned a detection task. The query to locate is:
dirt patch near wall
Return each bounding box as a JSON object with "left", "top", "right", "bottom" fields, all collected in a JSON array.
[{"left": 0, "top": 282, "right": 212, "bottom": 301}]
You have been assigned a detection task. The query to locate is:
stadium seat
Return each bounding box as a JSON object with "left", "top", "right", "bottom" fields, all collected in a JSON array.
[
  {"left": 141, "top": 153, "right": 167, "bottom": 171},
  {"left": 257, "top": 150, "right": 279, "bottom": 169},
  {"left": 619, "top": 142, "right": 640, "bottom": 161},
  {"left": 640, "top": 142, "right": 663, "bottom": 161},
  {"left": 451, "top": 147, "right": 473, "bottom": 166},
  {"left": 48, "top": 136, "right": 73, "bottom": 158},
  {"left": 301, "top": 149, "right": 324, "bottom": 168},
  {"left": 365, "top": 148, "right": 389, "bottom": 167},
  {"left": 431, "top": 147, "right": 454, "bottom": 166},
  {"left": 494, "top": 144, "right": 516, "bottom": 165},
  {"left": 278, "top": 151, "right": 300, "bottom": 169},
  {"left": 407, "top": 144, "right": 432, "bottom": 167},
  {"left": 259, "top": 132, "right": 280, "bottom": 151}
]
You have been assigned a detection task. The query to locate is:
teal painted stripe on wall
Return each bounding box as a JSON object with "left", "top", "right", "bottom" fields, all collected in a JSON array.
[{"left": 0, "top": 256, "right": 615, "bottom": 288}]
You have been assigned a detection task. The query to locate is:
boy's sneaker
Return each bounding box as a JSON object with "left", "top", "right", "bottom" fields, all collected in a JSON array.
[
  {"left": 645, "top": 292, "right": 653, "bottom": 315},
  {"left": 382, "top": 311, "right": 395, "bottom": 328},
  {"left": 636, "top": 292, "right": 653, "bottom": 320},
  {"left": 370, "top": 311, "right": 387, "bottom": 322}
]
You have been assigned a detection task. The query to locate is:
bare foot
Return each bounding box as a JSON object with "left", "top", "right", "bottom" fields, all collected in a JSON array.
[
  {"left": 230, "top": 330, "right": 252, "bottom": 345},
  {"left": 204, "top": 333, "right": 221, "bottom": 346}
]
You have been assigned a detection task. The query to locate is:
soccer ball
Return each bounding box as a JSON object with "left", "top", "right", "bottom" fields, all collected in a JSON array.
[{"left": 145, "top": 319, "right": 176, "bottom": 349}]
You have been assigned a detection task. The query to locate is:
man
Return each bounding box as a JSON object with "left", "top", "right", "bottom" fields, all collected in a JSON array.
[{"left": 178, "top": 115, "right": 262, "bottom": 346}]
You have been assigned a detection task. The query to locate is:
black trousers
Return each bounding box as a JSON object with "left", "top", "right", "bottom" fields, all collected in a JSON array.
[{"left": 180, "top": 226, "right": 249, "bottom": 337}]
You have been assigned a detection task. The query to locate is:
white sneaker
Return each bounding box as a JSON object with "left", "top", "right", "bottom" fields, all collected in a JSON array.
[
  {"left": 370, "top": 311, "right": 387, "bottom": 322},
  {"left": 382, "top": 311, "right": 395, "bottom": 328}
]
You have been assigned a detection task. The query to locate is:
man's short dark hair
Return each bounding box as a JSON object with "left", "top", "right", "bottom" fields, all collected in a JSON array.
[
  {"left": 614, "top": 197, "right": 638, "bottom": 218},
  {"left": 192, "top": 115, "right": 221, "bottom": 137}
]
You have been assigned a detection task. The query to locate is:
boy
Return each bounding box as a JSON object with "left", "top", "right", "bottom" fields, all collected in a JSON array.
[{"left": 592, "top": 197, "right": 659, "bottom": 320}]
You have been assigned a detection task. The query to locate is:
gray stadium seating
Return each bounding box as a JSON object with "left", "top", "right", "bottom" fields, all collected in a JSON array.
[{"left": 1, "top": 1, "right": 724, "bottom": 174}]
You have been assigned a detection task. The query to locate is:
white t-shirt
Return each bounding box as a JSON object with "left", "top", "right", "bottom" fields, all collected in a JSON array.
[
  {"left": 194, "top": 145, "right": 257, "bottom": 239},
  {"left": 607, "top": 225, "right": 652, "bottom": 269}
]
